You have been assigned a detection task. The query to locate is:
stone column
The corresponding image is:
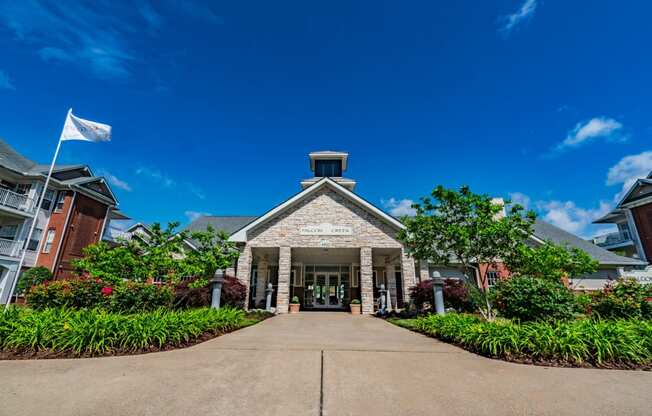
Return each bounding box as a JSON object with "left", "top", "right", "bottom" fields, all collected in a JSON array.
[
  {"left": 419, "top": 260, "right": 430, "bottom": 282},
  {"left": 360, "top": 247, "right": 374, "bottom": 314},
  {"left": 400, "top": 248, "right": 417, "bottom": 306},
  {"left": 236, "top": 244, "right": 253, "bottom": 309},
  {"left": 255, "top": 259, "right": 268, "bottom": 307},
  {"left": 276, "top": 246, "right": 291, "bottom": 314},
  {"left": 385, "top": 264, "right": 397, "bottom": 310}
]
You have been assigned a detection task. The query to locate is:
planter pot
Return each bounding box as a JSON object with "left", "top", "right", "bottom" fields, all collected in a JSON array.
[
  {"left": 289, "top": 303, "right": 301, "bottom": 313},
  {"left": 350, "top": 304, "right": 361, "bottom": 314}
]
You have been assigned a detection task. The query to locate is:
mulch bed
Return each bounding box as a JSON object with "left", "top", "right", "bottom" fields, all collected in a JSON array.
[{"left": 0, "top": 313, "right": 272, "bottom": 361}]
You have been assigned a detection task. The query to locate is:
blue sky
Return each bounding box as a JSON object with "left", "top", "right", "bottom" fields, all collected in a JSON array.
[{"left": 1, "top": 0, "right": 651, "bottom": 238}]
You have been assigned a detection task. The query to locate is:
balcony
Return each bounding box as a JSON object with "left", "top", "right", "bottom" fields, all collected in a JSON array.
[
  {"left": 0, "top": 188, "right": 35, "bottom": 216},
  {"left": 592, "top": 231, "right": 633, "bottom": 249},
  {"left": 0, "top": 238, "right": 22, "bottom": 258}
]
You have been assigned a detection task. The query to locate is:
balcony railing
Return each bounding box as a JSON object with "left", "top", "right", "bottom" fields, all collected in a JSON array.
[
  {"left": 0, "top": 188, "right": 35, "bottom": 215},
  {"left": 0, "top": 238, "right": 22, "bottom": 258},
  {"left": 593, "top": 230, "right": 632, "bottom": 247}
]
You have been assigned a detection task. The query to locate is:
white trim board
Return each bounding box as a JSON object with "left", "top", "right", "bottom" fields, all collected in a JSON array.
[{"left": 229, "top": 177, "right": 405, "bottom": 242}]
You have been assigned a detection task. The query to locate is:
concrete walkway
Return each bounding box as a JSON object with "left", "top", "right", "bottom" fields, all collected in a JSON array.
[{"left": 1, "top": 313, "right": 650, "bottom": 416}]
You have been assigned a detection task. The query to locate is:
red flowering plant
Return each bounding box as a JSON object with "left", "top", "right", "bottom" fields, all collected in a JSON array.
[{"left": 101, "top": 286, "right": 113, "bottom": 297}]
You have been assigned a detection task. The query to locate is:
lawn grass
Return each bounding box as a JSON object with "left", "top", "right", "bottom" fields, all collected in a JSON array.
[
  {"left": 0, "top": 306, "right": 271, "bottom": 359},
  {"left": 389, "top": 313, "right": 652, "bottom": 369}
]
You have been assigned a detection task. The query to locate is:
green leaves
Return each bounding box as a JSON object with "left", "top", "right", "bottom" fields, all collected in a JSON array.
[
  {"left": 392, "top": 314, "right": 652, "bottom": 367},
  {"left": 184, "top": 226, "right": 240, "bottom": 278},
  {"left": 505, "top": 241, "right": 598, "bottom": 282},
  {"left": 0, "top": 307, "right": 249, "bottom": 356},
  {"left": 398, "top": 185, "right": 535, "bottom": 319}
]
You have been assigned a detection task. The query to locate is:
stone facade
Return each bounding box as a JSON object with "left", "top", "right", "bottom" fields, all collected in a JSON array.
[
  {"left": 246, "top": 186, "right": 403, "bottom": 249},
  {"left": 419, "top": 260, "right": 430, "bottom": 282},
  {"left": 236, "top": 182, "right": 417, "bottom": 314},
  {"left": 236, "top": 245, "right": 252, "bottom": 308},
  {"left": 385, "top": 264, "right": 397, "bottom": 310},
  {"left": 360, "top": 247, "right": 374, "bottom": 314},
  {"left": 400, "top": 249, "right": 417, "bottom": 305},
  {"left": 277, "top": 246, "right": 291, "bottom": 313}
]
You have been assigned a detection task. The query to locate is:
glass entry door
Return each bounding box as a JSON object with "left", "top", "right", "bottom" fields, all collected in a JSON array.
[{"left": 314, "top": 273, "right": 343, "bottom": 308}]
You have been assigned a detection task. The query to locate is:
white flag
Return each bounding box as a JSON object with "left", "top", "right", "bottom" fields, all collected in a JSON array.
[{"left": 60, "top": 111, "right": 112, "bottom": 142}]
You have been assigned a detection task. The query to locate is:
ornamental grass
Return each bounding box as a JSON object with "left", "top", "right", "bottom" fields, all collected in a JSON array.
[
  {"left": 0, "top": 307, "right": 249, "bottom": 357},
  {"left": 392, "top": 314, "right": 652, "bottom": 368}
]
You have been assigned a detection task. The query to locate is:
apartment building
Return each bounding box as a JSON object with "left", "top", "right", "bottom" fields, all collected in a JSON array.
[{"left": 0, "top": 139, "right": 127, "bottom": 304}]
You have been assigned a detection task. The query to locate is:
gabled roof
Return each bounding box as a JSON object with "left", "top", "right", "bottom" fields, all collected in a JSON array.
[
  {"left": 184, "top": 216, "right": 258, "bottom": 247},
  {"left": 616, "top": 178, "right": 652, "bottom": 208},
  {"left": 531, "top": 219, "right": 646, "bottom": 266},
  {"left": 229, "top": 177, "right": 404, "bottom": 242}
]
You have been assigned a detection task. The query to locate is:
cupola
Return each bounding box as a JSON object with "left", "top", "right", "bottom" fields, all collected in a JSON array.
[{"left": 300, "top": 151, "right": 356, "bottom": 191}]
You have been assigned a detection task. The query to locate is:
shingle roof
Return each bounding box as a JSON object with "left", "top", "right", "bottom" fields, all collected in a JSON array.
[
  {"left": 0, "top": 139, "right": 37, "bottom": 173},
  {"left": 532, "top": 219, "right": 646, "bottom": 266},
  {"left": 184, "top": 216, "right": 258, "bottom": 245}
]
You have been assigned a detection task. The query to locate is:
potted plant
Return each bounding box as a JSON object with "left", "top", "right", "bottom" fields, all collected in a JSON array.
[
  {"left": 289, "top": 296, "right": 301, "bottom": 313},
  {"left": 350, "top": 299, "right": 361, "bottom": 314}
]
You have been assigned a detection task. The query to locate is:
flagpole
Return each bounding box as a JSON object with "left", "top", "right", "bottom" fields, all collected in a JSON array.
[{"left": 4, "top": 109, "right": 71, "bottom": 310}]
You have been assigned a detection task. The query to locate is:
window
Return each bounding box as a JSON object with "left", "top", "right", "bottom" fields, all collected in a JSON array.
[
  {"left": 315, "top": 160, "right": 342, "bottom": 177},
  {"left": 0, "top": 224, "right": 18, "bottom": 240},
  {"left": 15, "top": 183, "right": 31, "bottom": 195},
  {"left": 373, "top": 268, "right": 387, "bottom": 288},
  {"left": 41, "top": 189, "right": 55, "bottom": 211},
  {"left": 352, "top": 266, "right": 360, "bottom": 287},
  {"left": 42, "top": 229, "right": 56, "bottom": 254},
  {"left": 486, "top": 270, "right": 500, "bottom": 287},
  {"left": 54, "top": 191, "right": 66, "bottom": 212},
  {"left": 27, "top": 228, "right": 43, "bottom": 251},
  {"left": 291, "top": 267, "right": 303, "bottom": 287}
]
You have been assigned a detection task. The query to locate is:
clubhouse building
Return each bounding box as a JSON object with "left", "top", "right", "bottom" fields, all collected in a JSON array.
[{"left": 186, "top": 151, "right": 645, "bottom": 314}]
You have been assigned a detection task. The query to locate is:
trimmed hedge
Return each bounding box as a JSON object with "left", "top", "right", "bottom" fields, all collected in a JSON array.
[
  {"left": 391, "top": 313, "right": 652, "bottom": 368},
  {"left": 493, "top": 276, "right": 576, "bottom": 322},
  {"left": 0, "top": 307, "right": 255, "bottom": 357}
]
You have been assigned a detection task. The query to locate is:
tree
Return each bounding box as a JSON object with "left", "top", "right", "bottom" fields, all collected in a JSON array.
[
  {"left": 16, "top": 266, "right": 52, "bottom": 294},
  {"left": 398, "top": 185, "right": 535, "bottom": 320},
  {"left": 73, "top": 222, "right": 191, "bottom": 283},
  {"left": 505, "top": 241, "right": 598, "bottom": 284},
  {"left": 183, "top": 225, "right": 240, "bottom": 284}
]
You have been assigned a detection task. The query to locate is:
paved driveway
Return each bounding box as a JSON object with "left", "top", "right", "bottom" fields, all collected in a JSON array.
[{"left": 1, "top": 313, "right": 650, "bottom": 416}]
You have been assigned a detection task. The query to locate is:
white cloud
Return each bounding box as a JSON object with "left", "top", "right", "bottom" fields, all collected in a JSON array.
[
  {"left": 382, "top": 198, "right": 417, "bottom": 217},
  {"left": 556, "top": 117, "right": 626, "bottom": 151},
  {"left": 136, "top": 167, "right": 176, "bottom": 188},
  {"left": 508, "top": 192, "right": 531, "bottom": 209},
  {"left": 0, "top": 70, "right": 14, "bottom": 90},
  {"left": 606, "top": 151, "right": 652, "bottom": 201},
  {"left": 536, "top": 199, "right": 613, "bottom": 238},
  {"left": 98, "top": 169, "right": 132, "bottom": 192},
  {"left": 185, "top": 210, "right": 211, "bottom": 222},
  {"left": 499, "top": 0, "right": 538, "bottom": 34}
]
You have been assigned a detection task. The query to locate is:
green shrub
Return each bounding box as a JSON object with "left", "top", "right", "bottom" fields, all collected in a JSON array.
[
  {"left": 290, "top": 296, "right": 300, "bottom": 304},
  {"left": 591, "top": 278, "right": 651, "bottom": 320},
  {"left": 16, "top": 267, "right": 53, "bottom": 295},
  {"left": 493, "top": 275, "right": 575, "bottom": 321},
  {"left": 26, "top": 278, "right": 173, "bottom": 313},
  {"left": 392, "top": 313, "right": 652, "bottom": 367},
  {"left": 350, "top": 299, "right": 361, "bottom": 305},
  {"left": 0, "top": 307, "right": 249, "bottom": 356}
]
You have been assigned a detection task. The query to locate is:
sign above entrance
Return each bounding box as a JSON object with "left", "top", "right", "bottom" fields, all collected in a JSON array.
[{"left": 299, "top": 223, "right": 353, "bottom": 236}]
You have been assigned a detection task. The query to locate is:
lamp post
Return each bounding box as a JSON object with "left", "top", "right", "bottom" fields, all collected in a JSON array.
[
  {"left": 210, "top": 269, "right": 226, "bottom": 309},
  {"left": 265, "top": 282, "right": 274, "bottom": 312},
  {"left": 432, "top": 271, "right": 445, "bottom": 315}
]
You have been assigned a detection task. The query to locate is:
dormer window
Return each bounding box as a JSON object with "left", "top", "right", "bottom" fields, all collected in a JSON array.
[{"left": 315, "top": 160, "right": 342, "bottom": 177}]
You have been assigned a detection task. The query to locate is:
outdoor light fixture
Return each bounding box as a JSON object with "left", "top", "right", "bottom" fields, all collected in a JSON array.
[
  {"left": 431, "top": 271, "right": 445, "bottom": 315},
  {"left": 210, "top": 269, "right": 226, "bottom": 309}
]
